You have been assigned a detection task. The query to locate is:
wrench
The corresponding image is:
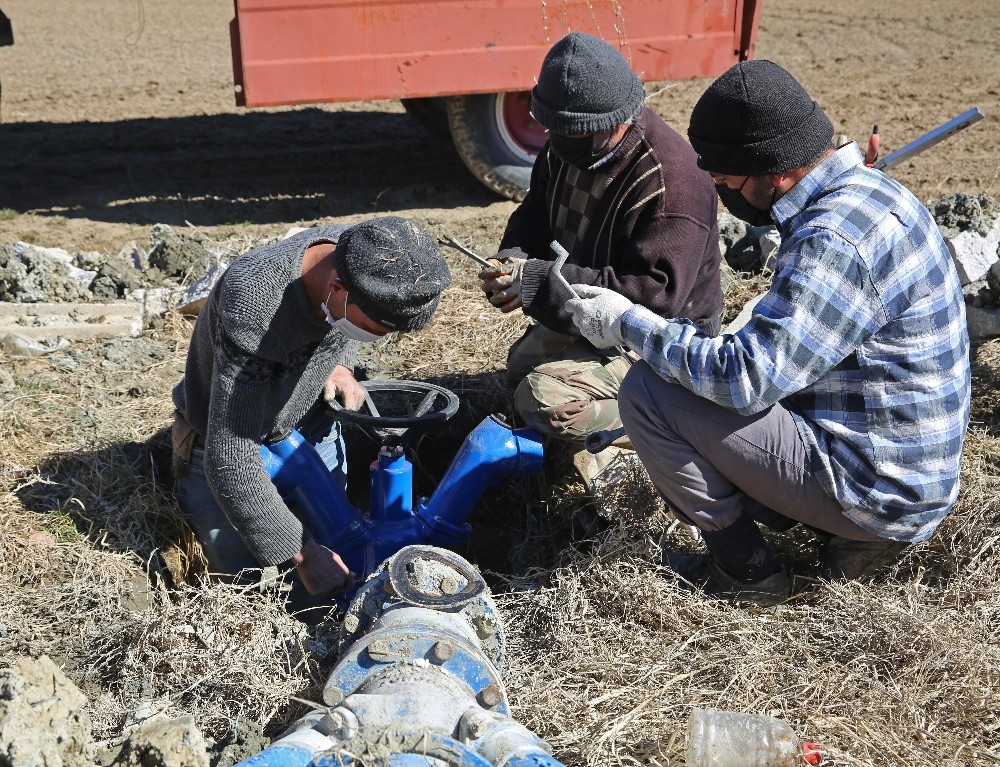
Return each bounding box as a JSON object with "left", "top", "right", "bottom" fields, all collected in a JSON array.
[
  {"left": 548, "top": 239, "right": 633, "bottom": 365},
  {"left": 584, "top": 426, "right": 627, "bottom": 454}
]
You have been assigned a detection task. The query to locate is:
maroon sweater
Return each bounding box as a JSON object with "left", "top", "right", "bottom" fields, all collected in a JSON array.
[{"left": 501, "top": 107, "right": 722, "bottom": 337}]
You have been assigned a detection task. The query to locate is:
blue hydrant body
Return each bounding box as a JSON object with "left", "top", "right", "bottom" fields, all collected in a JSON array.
[
  {"left": 259, "top": 415, "right": 544, "bottom": 592},
  {"left": 235, "top": 545, "right": 567, "bottom": 767}
]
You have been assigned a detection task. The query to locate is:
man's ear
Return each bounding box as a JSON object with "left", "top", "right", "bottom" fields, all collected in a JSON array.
[{"left": 327, "top": 272, "right": 348, "bottom": 298}]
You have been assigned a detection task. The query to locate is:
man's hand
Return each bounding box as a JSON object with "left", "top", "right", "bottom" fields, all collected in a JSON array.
[
  {"left": 291, "top": 538, "right": 355, "bottom": 596},
  {"left": 565, "top": 284, "right": 635, "bottom": 348},
  {"left": 479, "top": 248, "right": 528, "bottom": 313},
  {"left": 323, "top": 365, "right": 365, "bottom": 410}
]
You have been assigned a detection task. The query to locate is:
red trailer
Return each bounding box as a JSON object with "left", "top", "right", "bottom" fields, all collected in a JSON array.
[{"left": 230, "top": 0, "right": 762, "bottom": 200}]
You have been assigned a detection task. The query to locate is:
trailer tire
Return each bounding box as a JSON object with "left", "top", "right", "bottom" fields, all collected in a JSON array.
[
  {"left": 401, "top": 97, "right": 450, "bottom": 136},
  {"left": 447, "top": 92, "right": 547, "bottom": 202}
]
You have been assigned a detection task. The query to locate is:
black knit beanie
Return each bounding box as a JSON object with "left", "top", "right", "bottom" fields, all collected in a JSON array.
[
  {"left": 333, "top": 217, "right": 451, "bottom": 332},
  {"left": 531, "top": 32, "right": 645, "bottom": 136},
  {"left": 687, "top": 60, "right": 834, "bottom": 176}
]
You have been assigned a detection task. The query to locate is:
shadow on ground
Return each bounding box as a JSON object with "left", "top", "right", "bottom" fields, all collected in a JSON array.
[{"left": 0, "top": 108, "right": 495, "bottom": 225}]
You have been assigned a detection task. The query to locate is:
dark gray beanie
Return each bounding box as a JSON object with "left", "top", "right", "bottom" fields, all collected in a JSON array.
[
  {"left": 687, "top": 60, "right": 834, "bottom": 176},
  {"left": 334, "top": 217, "right": 451, "bottom": 332},
  {"left": 530, "top": 32, "right": 645, "bottom": 136}
]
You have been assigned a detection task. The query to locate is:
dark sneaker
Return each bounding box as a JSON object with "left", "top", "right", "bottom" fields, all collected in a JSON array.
[
  {"left": 663, "top": 551, "right": 792, "bottom": 607},
  {"left": 822, "top": 536, "right": 909, "bottom": 580}
]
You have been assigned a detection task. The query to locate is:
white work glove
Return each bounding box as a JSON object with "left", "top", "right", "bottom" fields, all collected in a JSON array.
[
  {"left": 565, "top": 284, "right": 635, "bottom": 348},
  {"left": 323, "top": 365, "right": 366, "bottom": 411},
  {"left": 479, "top": 252, "right": 527, "bottom": 313}
]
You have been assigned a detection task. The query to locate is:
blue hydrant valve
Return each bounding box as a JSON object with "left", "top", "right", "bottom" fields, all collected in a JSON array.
[
  {"left": 235, "top": 546, "right": 565, "bottom": 767},
  {"left": 261, "top": 416, "right": 544, "bottom": 593}
]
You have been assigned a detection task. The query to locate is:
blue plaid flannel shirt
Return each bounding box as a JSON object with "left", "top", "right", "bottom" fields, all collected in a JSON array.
[{"left": 620, "top": 144, "right": 970, "bottom": 541}]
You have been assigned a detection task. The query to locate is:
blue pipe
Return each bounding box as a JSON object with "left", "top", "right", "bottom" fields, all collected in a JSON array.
[
  {"left": 234, "top": 744, "right": 314, "bottom": 767},
  {"left": 260, "top": 417, "right": 543, "bottom": 585},
  {"left": 503, "top": 755, "right": 569, "bottom": 767},
  {"left": 261, "top": 429, "right": 364, "bottom": 551},
  {"left": 313, "top": 733, "right": 495, "bottom": 767},
  {"left": 418, "top": 417, "right": 543, "bottom": 546}
]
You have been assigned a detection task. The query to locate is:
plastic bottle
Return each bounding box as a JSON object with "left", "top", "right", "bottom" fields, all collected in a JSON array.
[{"left": 686, "top": 707, "right": 823, "bottom": 767}]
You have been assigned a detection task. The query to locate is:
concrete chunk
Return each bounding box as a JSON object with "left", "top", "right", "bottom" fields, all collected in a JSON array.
[
  {"left": 127, "top": 287, "right": 185, "bottom": 322},
  {"left": 0, "top": 301, "right": 143, "bottom": 341},
  {"left": 175, "top": 262, "right": 227, "bottom": 316},
  {"left": 966, "top": 303, "right": 1000, "bottom": 343},
  {"left": 943, "top": 219, "right": 1000, "bottom": 285}
]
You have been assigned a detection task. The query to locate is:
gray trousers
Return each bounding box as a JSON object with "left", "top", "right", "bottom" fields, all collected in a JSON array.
[{"left": 618, "top": 361, "right": 880, "bottom": 541}]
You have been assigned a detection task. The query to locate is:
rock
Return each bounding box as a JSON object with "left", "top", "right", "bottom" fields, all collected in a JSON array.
[
  {"left": 930, "top": 192, "right": 1000, "bottom": 285},
  {"left": 90, "top": 252, "right": 154, "bottom": 299},
  {"left": 755, "top": 226, "right": 781, "bottom": 271},
  {"left": 0, "top": 655, "right": 96, "bottom": 767},
  {"left": 717, "top": 212, "right": 748, "bottom": 256},
  {"left": 966, "top": 304, "right": 1000, "bottom": 343},
  {"left": 127, "top": 287, "right": 186, "bottom": 322},
  {"left": 147, "top": 224, "right": 218, "bottom": 282},
  {"left": 282, "top": 226, "right": 310, "bottom": 240},
  {"left": 0, "top": 243, "right": 93, "bottom": 303},
  {"left": 942, "top": 222, "right": 1000, "bottom": 285},
  {"left": 175, "top": 262, "right": 228, "bottom": 316},
  {"left": 931, "top": 192, "right": 1000, "bottom": 238},
  {"left": 113, "top": 715, "right": 210, "bottom": 767}
]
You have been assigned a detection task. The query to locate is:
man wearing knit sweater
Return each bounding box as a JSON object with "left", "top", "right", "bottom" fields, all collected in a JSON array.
[
  {"left": 478, "top": 33, "right": 722, "bottom": 494},
  {"left": 171, "top": 218, "right": 451, "bottom": 613}
]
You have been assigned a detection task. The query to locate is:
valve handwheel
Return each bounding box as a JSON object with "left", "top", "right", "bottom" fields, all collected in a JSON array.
[{"left": 326, "top": 379, "right": 460, "bottom": 442}]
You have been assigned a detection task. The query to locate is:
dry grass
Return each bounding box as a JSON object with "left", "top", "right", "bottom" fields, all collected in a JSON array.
[{"left": 1, "top": 253, "right": 999, "bottom": 765}]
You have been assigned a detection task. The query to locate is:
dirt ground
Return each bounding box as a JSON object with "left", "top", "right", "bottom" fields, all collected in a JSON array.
[
  {"left": 1, "top": 0, "right": 998, "bottom": 257},
  {"left": 2, "top": 1, "right": 1000, "bottom": 766}
]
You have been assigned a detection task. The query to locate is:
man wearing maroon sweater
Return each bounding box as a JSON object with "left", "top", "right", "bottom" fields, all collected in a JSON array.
[{"left": 479, "top": 32, "right": 722, "bottom": 494}]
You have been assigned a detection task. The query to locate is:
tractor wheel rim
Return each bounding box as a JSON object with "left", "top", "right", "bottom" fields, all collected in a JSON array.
[{"left": 494, "top": 91, "right": 547, "bottom": 164}]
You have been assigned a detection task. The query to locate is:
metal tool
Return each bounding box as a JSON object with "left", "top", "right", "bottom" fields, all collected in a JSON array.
[
  {"left": 584, "top": 426, "right": 627, "bottom": 454},
  {"left": 873, "top": 107, "right": 985, "bottom": 172},
  {"left": 548, "top": 240, "right": 633, "bottom": 365},
  {"left": 439, "top": 235, "right": 494, "bottom": 269}
]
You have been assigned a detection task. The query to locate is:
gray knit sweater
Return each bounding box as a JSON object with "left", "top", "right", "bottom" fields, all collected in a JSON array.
[{"left": 172, "top": 225, "right": 357, "bottom": 565}]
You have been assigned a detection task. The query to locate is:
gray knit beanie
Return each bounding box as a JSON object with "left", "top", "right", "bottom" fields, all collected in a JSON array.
[
  {"left": 687, "top": 60, "right": 834, "bottom": 176},
  {"left": 333, "top": 217, "right": 451, "bottom": 332},
  {"left": 530, "top": 32, "right": 645, "bottom": 136}
]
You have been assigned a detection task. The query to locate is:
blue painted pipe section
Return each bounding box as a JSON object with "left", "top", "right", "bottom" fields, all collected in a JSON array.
[
  {"left": 504, "top": 754, "right": 569, "bottom": 767},
  {"left": 261, "top": 429, "right": 363, "bottom": 550},
  {"left": 313, "top": 733, "right": 494, "bottom": 767},
  {"left": 261, "top": 417, "right": 543, "bottom": 585},
  {"left": 370, "top": 448, "right": 413, "bottom": 521},
  {"left": 419, "top": 417, "right": 543, "bottom": 545},
  {"left": 233, "top": 545, "right": 570, "bottom": 767},
  {"left": 233, "top": 745, "right": 314, "bottom": 767}
]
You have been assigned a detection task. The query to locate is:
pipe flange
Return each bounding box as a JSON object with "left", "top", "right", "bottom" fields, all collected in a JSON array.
[{"left": 388, "top": 545, "right": 485, "bottom": 609}]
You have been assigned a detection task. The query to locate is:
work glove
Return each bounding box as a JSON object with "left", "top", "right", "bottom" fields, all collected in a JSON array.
[
  {"left": 565, "top": 284, "right": 635, "bottom": 348},
  {"left": 323, "top": 365, "right": 366, "bottom": 411},
  {"left": 479, "top": 248, "right": 528, "bottom": 313}
]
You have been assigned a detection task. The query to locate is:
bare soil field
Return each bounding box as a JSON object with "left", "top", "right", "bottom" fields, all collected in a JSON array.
[{"left": 1, "top": 1, "right": 1000, "bottom": 766}]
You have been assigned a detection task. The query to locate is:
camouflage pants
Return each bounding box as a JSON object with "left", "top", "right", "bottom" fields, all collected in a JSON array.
[{"left": 508, "top": 323, "right": 632, "bottom": 446}]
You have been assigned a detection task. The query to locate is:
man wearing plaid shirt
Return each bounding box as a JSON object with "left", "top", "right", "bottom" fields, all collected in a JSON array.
[
  {"left": 477, "top": 32, "right": 723, "bottom": 496},
  {"left": 564, "top": 60, "right": 971, "bottom": 605}
]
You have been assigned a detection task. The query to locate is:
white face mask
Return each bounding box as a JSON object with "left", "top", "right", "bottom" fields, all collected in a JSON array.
[{"left": 322, "top": 291, "right": 384, "bottom": 343}]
